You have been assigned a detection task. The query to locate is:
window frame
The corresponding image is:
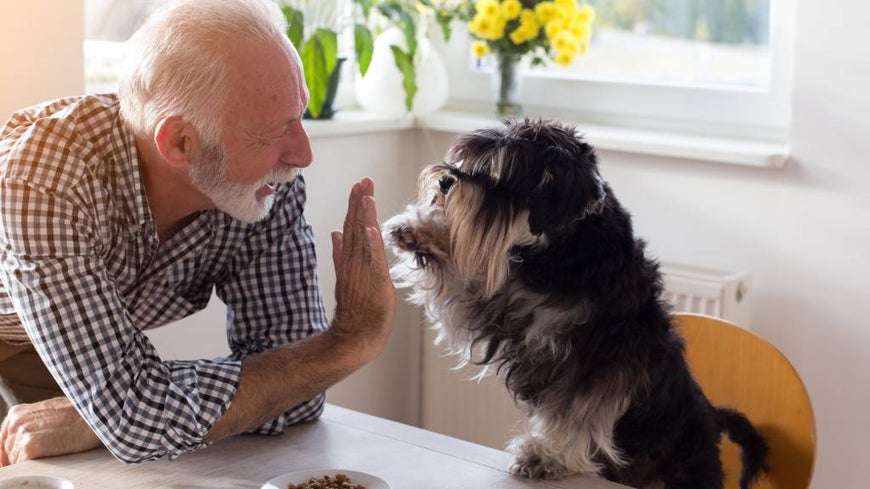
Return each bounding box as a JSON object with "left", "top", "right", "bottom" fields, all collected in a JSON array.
[{"left": 436, "top": 0, "right": 795, "bottom": 143}]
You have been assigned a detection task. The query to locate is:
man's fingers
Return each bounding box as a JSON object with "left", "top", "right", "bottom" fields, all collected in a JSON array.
[
  {"left": 362, "top": 195, "right": 379, "bottom": 229},
  {"left": 360, "top": 177, "right": 374, "bottom": 198},
  {"left": 367, "top": 226, "right": 390, "bottom": 272},
  {"left": 0, "top": 414, "right": 12, "bottom": 467},
  {"left": 343, "top": 182, "right": 361, "bottom": 231},
  {"left": 8, "top": 436, "right": 21, "bottom": 465},
  {"left": 331, "top": 231, "right": 343, "bottom": 272}
]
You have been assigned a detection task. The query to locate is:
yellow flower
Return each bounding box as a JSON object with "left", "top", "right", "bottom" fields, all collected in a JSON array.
[
  {"left": 475, "top": 0, "right": 501, "bottom": 18},
  {"left": 551, "top": 4, "right": 568, "bottom": 21},
  {"left": 471, "top": 40, "right": 490, "bottom": 58},
  {"left": 534, "top": 1, "right": 557, "bottom": 24},
  {"left": 544, "top": 19, "right": 565, "bottom": 39},
  {"left": 509, "top": 29, "right": 527, "bottom": 45},
  {"left": 490, "top": 16, "right": 507, "bottom": 39},
  {"left": 570, "top": 22, "right": 591, "bottom": 42},
  {"left": 555, "top": 0, "right": 579, "bottom": 17},
  {"left": 501, "top": 0, "right": 522, "bottom": 20},
  {"left": 554, "top": 50, "right": 574, "bottom": 66},
  {"left": 471, "top": 13, "right": 506, "bottom": 40},
  {"left": 520, "top": 8, "right": 537, "bottom": 25},
  {"left": 551, "top": 30, "right": 578, "bottom": 53},
  {"left": 469, "top": 16, "right": 485, "bottom": 36},
  {"left": 509, "top": 24, "right": 537, "bottom": 44},
  {"left": 576, "top": 4, "right": 595, "bottom": 24}
]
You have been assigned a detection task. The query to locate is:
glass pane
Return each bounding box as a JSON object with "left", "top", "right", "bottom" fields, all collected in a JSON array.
[
  {"left": 559, "top": 0, "right": 771, "bottom": 88},
  {"left": 84, "top": 0, "right": 165, "bottom": 92}
]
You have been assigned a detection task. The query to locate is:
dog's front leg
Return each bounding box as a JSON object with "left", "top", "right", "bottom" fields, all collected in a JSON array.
[
  {"left": 509, "top": 433, "right": 572, "bottom": 479},
  {"left": 508, "top": 410, "right": 614, "bottom": 480}
]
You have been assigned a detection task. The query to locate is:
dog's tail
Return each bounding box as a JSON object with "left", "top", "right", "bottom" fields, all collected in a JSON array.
[{"left": 716, "top": 407, "right": 770, "bottom": 489}]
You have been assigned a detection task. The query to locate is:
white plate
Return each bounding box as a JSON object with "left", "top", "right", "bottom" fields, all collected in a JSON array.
[
  {"left": 261, "top": 469, "right": 391, "bottom": 489},
  {"left": 0, "top": 476, "right": 74, "bottom": 489}
]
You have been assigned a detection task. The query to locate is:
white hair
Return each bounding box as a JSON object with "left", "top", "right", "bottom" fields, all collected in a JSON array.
[{"left": 118, "top": 0, "right": 293, "bottom": 146}]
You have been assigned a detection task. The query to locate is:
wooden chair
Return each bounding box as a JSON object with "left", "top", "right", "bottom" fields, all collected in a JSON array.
[{"left": 673, "top": 313, "right": 816, "bottom": 489}]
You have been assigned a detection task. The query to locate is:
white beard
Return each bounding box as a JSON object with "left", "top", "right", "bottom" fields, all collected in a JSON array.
[{"left": 190, "top": 143, "right": 297, "bottom": 223}]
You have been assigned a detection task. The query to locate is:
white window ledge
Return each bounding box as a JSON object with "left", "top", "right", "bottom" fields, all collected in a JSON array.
[
  {"left": 304, "top": 108, "right": 789, "bottom": 169},
  {"left": 303, "top": 110, "right": 415, "bottom": 138}
]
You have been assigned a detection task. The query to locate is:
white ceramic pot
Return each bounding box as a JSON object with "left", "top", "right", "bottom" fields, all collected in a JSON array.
[{"left": 355, "top": 27, "right": 449, "bottom": 116}]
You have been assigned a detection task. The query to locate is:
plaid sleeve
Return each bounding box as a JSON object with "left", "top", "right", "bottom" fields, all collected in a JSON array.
[
  {"left": 215, "top": 175, "right": 329, "bottom": 433},
  {"left": 0, "top": 177, "right": 240, "bottom": 463}
]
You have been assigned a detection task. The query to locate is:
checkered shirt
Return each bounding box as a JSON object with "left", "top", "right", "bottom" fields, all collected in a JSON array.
[{"left": 0, "top": 94, "right": 328, "bottom": 463}]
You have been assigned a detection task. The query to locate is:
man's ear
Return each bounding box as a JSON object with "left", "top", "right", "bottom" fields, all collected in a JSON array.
[{"left": 154, "top": 116, "right": 199, "bottom": 169}]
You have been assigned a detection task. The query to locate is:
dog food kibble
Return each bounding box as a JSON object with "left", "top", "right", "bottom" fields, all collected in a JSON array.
[{"left": 287, "top": 473, "right": 366, "bottom": 489}]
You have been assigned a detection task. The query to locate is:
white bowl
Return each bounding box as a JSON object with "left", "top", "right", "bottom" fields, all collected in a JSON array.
[
  {"left": 0, "top": 476, "right": 74, "bottom": 489},
  {"left": 261, "top": 469, "right": 390, "bottom": 489}
]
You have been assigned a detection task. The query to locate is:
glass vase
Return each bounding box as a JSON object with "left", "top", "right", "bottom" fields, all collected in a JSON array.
[{"left": 492, "top": 53, "right": 523, "bottom": 117}]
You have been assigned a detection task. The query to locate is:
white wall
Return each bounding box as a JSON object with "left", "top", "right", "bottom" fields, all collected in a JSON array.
[{"left": 0, "top": 2, "right": 85, "bottom": 121}]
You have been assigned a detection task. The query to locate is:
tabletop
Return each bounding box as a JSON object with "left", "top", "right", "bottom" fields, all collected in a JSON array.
[{"left": 0, "top": 404, "right": 630, "bottom": 488}]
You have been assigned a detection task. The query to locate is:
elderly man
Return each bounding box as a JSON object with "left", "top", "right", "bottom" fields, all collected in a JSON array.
[{"left": 0, "top": 0, "right": 395, "bottom": 465}]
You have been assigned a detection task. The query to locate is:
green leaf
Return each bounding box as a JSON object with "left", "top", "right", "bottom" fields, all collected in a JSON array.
[
  {"left": 353, "top": 0, "right": 374, "bottom": 18},
  {"left": 301, "top": 38, "right": 327, "bottom": 119},
  {"left": 437, "top": 12, "right": 454, "bottom": 42},
  {"left": 281, "top": 5, "right": 304, "bottom": 49},
  {"left": 396, "top": 9, "right": 417, "bottom": 57},
  {"left": 390, "top": 45, "right": 417, "bottom": 112},
  {"left": 312, "top": 28, "right": 339, "bottom": 77},
  {"left": 301, "top": 31, "right": 337, "bottom": 120},
  {"left": 354, "top": 24, "right": 374, "bottom": 76},
  {"left": 375, "top": 4, "right": 416, "bottom": 56}
]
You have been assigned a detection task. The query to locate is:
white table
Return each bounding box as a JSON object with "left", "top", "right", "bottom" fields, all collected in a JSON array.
[{"left": 0, "top": 404, "right": 630, "bottom": 488}]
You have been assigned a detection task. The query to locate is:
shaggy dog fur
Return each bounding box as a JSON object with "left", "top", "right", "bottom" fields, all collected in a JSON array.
[{"left": 382, "top": 118, "right": 769, "bottom": 489}]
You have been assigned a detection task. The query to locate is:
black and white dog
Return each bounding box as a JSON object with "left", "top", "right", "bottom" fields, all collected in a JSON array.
[{"left": 383, "top": 118, "right": 768, "bottom": 488}]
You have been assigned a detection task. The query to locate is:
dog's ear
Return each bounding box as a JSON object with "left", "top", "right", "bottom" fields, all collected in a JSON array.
[{"left": 527, "top": 137, "right": 605, "bottom": 235}]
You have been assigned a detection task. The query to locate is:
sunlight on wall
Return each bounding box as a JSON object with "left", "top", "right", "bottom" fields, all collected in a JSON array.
[{"left": 0, "top": 2, "right": 85, "bottom": 121}]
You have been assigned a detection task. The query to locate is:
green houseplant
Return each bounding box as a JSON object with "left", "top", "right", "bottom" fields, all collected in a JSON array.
[
  {"left": 280, "top": 0, "right": 453, "bottom": 117},
  {"left": 281, "top": 0, "right": 374, "bottom": 119},
  {"left": 353, "top": 0, "right": 458, "bottom": 112}
]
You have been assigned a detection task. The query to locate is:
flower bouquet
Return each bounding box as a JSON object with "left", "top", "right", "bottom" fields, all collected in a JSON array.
[{"left": 434, "top": 0, "right": 595, "bottom": 116}]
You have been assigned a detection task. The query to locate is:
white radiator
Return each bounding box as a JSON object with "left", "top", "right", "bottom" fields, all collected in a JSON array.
[
  {"left": 420, "top": 262, "right": 752, "bottom": 450},
  {"left": 659, "top": 262, "right": 752, "bottom": 328}
]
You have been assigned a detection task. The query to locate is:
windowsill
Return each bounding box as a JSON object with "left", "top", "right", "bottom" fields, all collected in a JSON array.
[
  {"left": 305, "top": 107, "right": 789, "bottom": 169},
  {"left": 303, "top": 110, "right": 415, "bottom": 137}
]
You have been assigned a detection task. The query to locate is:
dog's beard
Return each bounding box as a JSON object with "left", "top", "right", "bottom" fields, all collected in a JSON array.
[{"left": 383, "top": 164, "right": 542, "bottom": 362}]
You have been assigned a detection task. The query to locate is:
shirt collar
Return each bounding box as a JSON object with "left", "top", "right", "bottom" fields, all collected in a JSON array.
[{"left": 109, "top": 98, "right": 155, "bottom": 231}]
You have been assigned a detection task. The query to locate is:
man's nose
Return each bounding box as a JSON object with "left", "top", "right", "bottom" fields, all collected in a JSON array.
[{"left": 284, "top": 125, "right": 313, "bottom": 168}]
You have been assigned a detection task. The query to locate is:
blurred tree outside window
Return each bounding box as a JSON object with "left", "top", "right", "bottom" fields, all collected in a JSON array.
[{"left": 553, "top": 0, "right": 772, "bottom": 87}]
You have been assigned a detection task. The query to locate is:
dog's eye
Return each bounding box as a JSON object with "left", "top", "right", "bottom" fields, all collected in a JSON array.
[{"left": 438, "top": 175, "right": 456, "bottom": 195}]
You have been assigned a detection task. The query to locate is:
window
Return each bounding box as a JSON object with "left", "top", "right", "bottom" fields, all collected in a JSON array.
[
  {"left": 442, "top": 0, "right": 794, "bottom": 142},
  {"left": 84, "top": 0, "right": 164, "bottom": 93},
  {"left": 566, "top": 0, "right": 772, "bottom": 88}
]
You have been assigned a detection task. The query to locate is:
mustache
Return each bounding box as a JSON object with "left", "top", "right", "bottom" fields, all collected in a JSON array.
[{"left": 259, "top": 166, "right": 299, "bottom": 188}]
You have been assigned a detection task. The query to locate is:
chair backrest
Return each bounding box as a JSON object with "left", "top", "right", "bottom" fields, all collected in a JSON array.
[{"left": 673, "top": 313, "right": 816, "bottom": 489}]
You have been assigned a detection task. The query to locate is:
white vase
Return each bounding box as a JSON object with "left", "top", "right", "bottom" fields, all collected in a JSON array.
[{"left": 355, "top": 27, "right": 449, "bottom": 116}]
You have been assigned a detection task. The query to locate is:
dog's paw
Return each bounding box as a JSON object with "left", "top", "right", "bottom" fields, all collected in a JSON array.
[
  {"left": 386, "top": 223, "right": 417, "bottom": 251},
  {"left": 510, "top": 454, "right": 571, "bottom": 480}
]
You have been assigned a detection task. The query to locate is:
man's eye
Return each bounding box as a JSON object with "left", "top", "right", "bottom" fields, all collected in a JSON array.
[{"left": 438, "top": 175, "right": 456, "bottom": 194}]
